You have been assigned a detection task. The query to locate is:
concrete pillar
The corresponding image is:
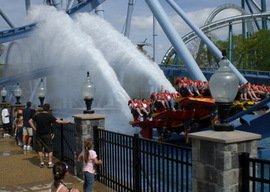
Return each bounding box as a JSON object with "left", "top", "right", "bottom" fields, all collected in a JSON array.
[
  {"left": 190, "top": 130, "right": 261, "bottom": 192},
  {"left": 73, "top": 113, "right": 105, "bottom": 178}
]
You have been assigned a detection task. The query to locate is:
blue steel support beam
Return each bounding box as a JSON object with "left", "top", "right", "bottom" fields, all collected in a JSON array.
[
  {"left": 25, "top": 0, "right": 31, "bottom": 13},
  {"left": 145, "top": 0, "right": 206, "bottom": 81},
  {"left": 95, "top": 4, "right": 104, "bottom": 17},
  {"left": 166, "top": 0, "right": 248, "bottom": 84},
  {"left": 0, "top": 9, "right": 15, "bottom": 28},
  {"left": 261, "top": 0, "right": 268, "bottom": 29},
  {"left": 67, "top": 0, "right": 106, "bottom": 16},
  {"left": 124, "top": 0, "right": 135, "bottom": 38},
  {"left": 0, "top": 0, "right": 106, "bottom": 44},
  {"left": 241, "top": 0, "right": 247, "bottom": 37},
  {"left": 228, "top": 22, "right": 233, "bottom": 61}
]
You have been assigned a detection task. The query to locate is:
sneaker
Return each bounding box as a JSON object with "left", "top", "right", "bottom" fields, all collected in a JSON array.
[
  {"left": 26, "top": 145, "right": 32, "bottom": 151},
  {"left": 23, "top": 145, "right": 27, "bottom": 150},
  {"left": 48, "top": 162, "right": 54, "bottom": 168},
  {"left": 40, "top": 162, "right": 45, "bottom": 168}
]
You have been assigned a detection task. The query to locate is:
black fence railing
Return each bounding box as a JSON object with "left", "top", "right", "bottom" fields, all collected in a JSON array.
[
  {"left": 240, "top": 152, "right": 270, "bottom": 192},
  {"left": 94, "top": 127, "right": 192, "bottom": 192},
  {"left": 52, "top": 122, "right": 76, "bottom": 172}
]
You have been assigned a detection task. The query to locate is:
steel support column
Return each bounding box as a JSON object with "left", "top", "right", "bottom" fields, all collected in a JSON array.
[
  {"left": 166, "top": 0, "right": 247, "bottom": 83},
  {"left": 145, "top": 0, "right": 206, "bottom": 81}
]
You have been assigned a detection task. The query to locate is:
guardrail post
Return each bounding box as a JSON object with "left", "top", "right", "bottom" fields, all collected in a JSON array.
[
  {"left": 133, "top": 134, "right": 141, "bottom": 192},
  {"left": 240, "top": 152, "right": 250, "bottom": 192},
  {"left": 93, "top": 126, "right": 100, "bottom": 180},
  {"left": 60, "top": 118, "right": 64, "bottom": 161}
]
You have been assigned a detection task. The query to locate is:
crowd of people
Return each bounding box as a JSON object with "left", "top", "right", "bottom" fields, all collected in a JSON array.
[
  {"left": 128, "top": 77, "right": 270, "bottom": 121},
  {"left": 1, "top": 102, "right": 36, "bottom": 151},
  {"left": 1, "top": 102, "right": 103, "bottom": 192}
]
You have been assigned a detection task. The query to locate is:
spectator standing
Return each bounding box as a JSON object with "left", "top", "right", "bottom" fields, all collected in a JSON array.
[
  {"left": 51, "top": 161, "right": 80, "bottom": 192},
  {"left": 1, "top": 104, "right": 11, "bottom": 138},
  {"left": 78, "top": 138, "right": 102, "bottom": 192},
  {"left": 14, "top": 110, "right": 23, "bottom": 146},
  {"left": 29, "top": 103, "right": 70, "bottom": 168},
  {"left": 23, "top": 101, "right": 36, "bottom": 151}
]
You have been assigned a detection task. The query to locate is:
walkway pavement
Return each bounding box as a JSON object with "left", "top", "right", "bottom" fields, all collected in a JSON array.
[{"left": 0, "top": 134, "right": 114, "bottom": 192}]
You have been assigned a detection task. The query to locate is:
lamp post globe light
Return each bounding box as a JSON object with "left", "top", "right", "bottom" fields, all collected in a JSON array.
[
  {"left": 14, "top": 83, "right": 22, "bottom": 105},
  {"left": 1, "top": 86, "right": 7, "bottom": 103},
  {"left": 209, "top": 55, "right": 239, "bottom": 131},
  {"left": 38, "top": 78, "right": 46, "bottom": 107},
  {"left": 82, "top": 71, "right": 95, "bottom": 114}
]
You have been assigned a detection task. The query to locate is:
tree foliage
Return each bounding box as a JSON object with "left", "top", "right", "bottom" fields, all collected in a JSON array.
[{"left": 217, "top": 30, "right": 270, "bottom": 70}]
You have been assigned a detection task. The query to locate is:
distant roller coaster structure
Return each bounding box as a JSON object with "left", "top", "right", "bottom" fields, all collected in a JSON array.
[
  {"left": 161, "top": 3, "right": 270, "bottom": 65},
  {"left": 0, "top": 0, "right": 269, "bottom": 89}
]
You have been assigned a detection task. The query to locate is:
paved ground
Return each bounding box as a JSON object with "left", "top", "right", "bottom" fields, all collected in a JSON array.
[{"left": 0, "top": 135, "right": 114, "bottom": 192}]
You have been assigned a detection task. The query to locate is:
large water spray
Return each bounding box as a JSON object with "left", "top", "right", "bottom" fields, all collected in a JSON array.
[{"left": 6, "top": 5, "right": 175, "bottom": 134}]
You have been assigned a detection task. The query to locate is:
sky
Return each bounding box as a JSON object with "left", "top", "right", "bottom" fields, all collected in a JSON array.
[{"left": 0, "top": 0, "right": 269, "bottom": 63}]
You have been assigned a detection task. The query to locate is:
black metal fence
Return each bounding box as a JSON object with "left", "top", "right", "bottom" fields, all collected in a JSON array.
[
  {"left": 94, "top": 127, "right": 192, "bottom": 192},
  {"left": 240, "top": 152, "right": 270, "bottom": 192},
  {"left": 52, "top": 122, "right": 76, "bottom": 172}
]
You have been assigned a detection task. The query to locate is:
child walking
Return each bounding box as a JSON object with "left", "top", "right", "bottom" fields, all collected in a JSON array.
[{"left": 78, "top": 138, "right": 102, "bottom": 192}]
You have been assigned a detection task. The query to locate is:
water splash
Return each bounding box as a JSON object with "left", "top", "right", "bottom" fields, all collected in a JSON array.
[
  {"left": 6, "top": 5, "right": 175, "bottom": 134},
  {"left": 75, "top": 13, "right": 175, "bottom": 98}
]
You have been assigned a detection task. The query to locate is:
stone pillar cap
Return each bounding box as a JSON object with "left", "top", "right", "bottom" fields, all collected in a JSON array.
[
  {"left": 73, "top": 114, "right": 106, "bottom": 120},
  {"left": 189, "top": 130, "right": 261, "bottom": 144}
]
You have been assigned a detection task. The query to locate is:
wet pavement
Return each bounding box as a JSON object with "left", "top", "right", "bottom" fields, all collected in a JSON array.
[{"left": 0, "top": 132, "right": 114, "bottom": 192}]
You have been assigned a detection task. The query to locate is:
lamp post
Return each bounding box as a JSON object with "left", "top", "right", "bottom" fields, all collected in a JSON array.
[
  {"left": 38, "top": 78, "right": 46, "bottom": 107},
  {"left": 1, "top": 86, "right": 7, "bottom": 103},
  {"left": 209, "top": 55, "right": 239, "bottom": 131},
  {"left": 14, "top": 83, "right": 22, "bottom": 105},
  {"left": 81, "top": 71, "right": 95, "bottom": 114}
]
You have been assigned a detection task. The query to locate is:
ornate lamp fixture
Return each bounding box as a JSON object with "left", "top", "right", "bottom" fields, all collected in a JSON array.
[
  {"left": 14, "top": 83, "right": 22, "bottom": 105},
  {"left": 38, "top": 78, "right": 46, "bottom": 107},
  {"left": 209, "top": 54, "right": 239, "bottom": 131},
  {"left": 81, "top": 71, "right": 95, "bottom": 114},
  {"left": 0, "top": 86, "right": 7, "bottom": 103}
]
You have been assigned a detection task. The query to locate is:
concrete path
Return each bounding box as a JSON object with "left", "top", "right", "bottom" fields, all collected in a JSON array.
[{"left": 0, "top": 135, "right": 113, "bottom": 192}]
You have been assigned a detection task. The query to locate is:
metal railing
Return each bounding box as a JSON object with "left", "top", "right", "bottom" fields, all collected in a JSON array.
[
  {"left": 94, "top": 127, "right": 192, "bottom": 192},
  {"left": 52, "top": 122, "right": 76, "bottom": 172},
  {"left": 240, "top": 152, "right": 270, "bottom": 192}
]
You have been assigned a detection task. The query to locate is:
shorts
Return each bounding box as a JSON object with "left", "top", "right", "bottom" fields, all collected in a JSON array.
[
  {"left": 23, "top": 127, "right": 33, "bottom": 136},
  {"left": 3, "top": 123, "right": 11, "bottom": 132},
  {"left": 35, "top": 134, "right": 53, "bottom": 153}
]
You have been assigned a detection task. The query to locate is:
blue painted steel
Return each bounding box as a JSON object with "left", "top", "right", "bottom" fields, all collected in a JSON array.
[
  {"left": 66, "top": 0, "right": 106, "bottom": 16},
  {"left": 0, "top": 8, "right": 15, "bottom": 28},
  {"left": 166, "top": 0, "right": 248, "bottom": 84},
  {"left": 0, "top": 66, "right": 55, "bottom": 86},
  {"left": 124, "top": 0, "right": 135, "bottom": 37},
  {"left": 0, "top": 23, "right": 36, "bottom": 44},
  {"left": 145, "top": 0, "right": 206, "bottom": 81},
  {"left": 0, "top": 0, "right": 106, "bottom": 44},
  {"left": 160, "top": 65, "right": 270, "bottom": 84}
]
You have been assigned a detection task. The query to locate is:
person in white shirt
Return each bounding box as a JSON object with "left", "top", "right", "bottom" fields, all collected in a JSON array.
[{"left": 1, "top": 105, "right": 11, "bottom": 138}]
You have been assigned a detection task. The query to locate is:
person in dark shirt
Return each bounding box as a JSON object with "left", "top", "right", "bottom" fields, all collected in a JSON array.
[
  {"left": 22, "top": 101, "right": 36, "bottom": 151},
  {"left": 29, "top": 103, "right": 70, "bottom": 168}
]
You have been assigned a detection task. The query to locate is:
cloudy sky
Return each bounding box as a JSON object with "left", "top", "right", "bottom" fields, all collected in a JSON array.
[{"left": 0, "top": 0, "right": 269, "bottom": 62}]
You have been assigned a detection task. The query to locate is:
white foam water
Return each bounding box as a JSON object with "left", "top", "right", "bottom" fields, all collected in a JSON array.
[{"left": 6, "top": 5, "right": 175, "bottom": 134}]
